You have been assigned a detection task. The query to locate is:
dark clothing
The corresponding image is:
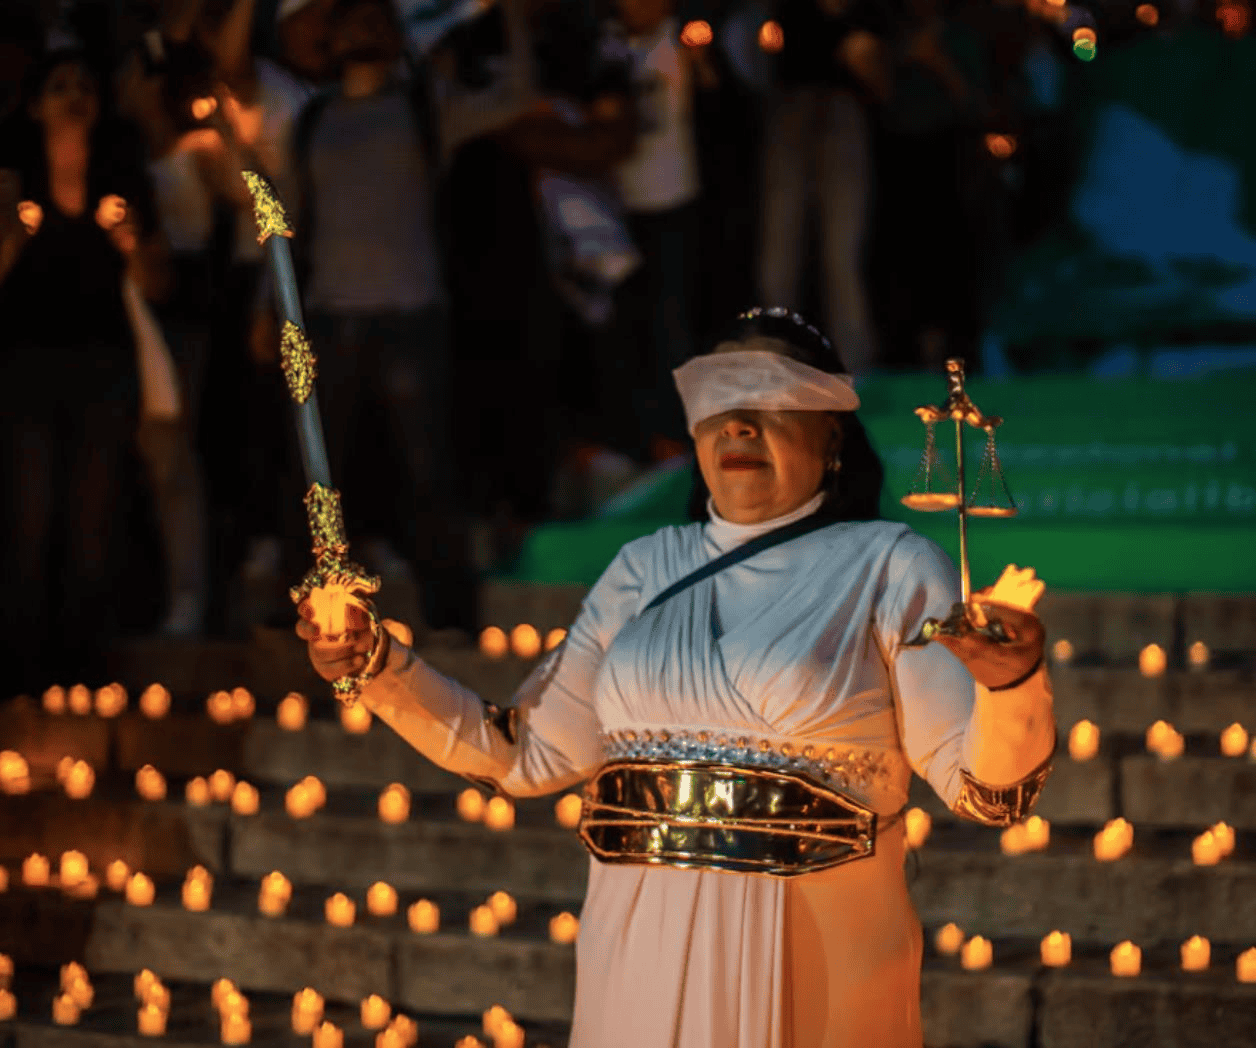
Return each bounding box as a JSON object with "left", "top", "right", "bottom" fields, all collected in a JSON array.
[{"left": 776, "top": 0, "right": 891, "bottom": 96}]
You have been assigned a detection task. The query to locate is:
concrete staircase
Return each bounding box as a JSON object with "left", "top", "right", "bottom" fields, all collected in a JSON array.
[{"left": 1, "top": 586, "right": 1255, "bottom": 1048}]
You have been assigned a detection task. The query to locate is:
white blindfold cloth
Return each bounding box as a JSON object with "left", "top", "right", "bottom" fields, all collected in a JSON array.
[{"left": 672, "top": 339, "right": 861, "bottom": 437}]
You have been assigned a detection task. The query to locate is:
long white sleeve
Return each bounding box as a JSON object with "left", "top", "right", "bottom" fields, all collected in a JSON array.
[
  {"left": 359, "top": 538, "right": 650, "bottom": 797},
  {"left": 875, "top": 533, "right": 1056, "bottom": 820}
]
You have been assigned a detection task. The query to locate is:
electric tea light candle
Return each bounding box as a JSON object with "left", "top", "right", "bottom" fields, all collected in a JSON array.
[
  {"left": 230, "top": 688, "right": 255, "bottom": 720},
  {"left": 325, "top": 893, "right": 355, "bottom": 927},
  {"left": 1110, "top": 941, "right": 1141, "bottom": 977},
  {"left": 68, "top": 684, "right": 92, "bottom": 715},
  {"left": 407, "top": 900, "right": 439, "bottom": 934},
  {"left": 207, "top": 691, "right": 235, "bottom": 724},
  {"left": 107, "top": 861, "right": 130, "bottom": 892},
  {"left": 367, "top": 882, "right": 397, "bottom": 917},
  {"left": 126, "top": 873, "right": 155, "bottom": 906},
  {"left": 360, "top": 996, "right": 391, "bottom": 1030},
  {"left": 479, "top": 627, "right": 508, "bottom": 659},
  {"left": 53, "top": 993, "right": 80, "bottom": 1025},
  {"left": 457, "top": 788, "right": 485, "bottom": 822},
  {"left": 140, "top": 684, "right": 171, "bottom": 719},
  {"left": 1221, "top": 723, "right": 1249, "bottom": 757},
  {"left": 484, "top": 796, "right": 515, "bottom": 831},
  {"left": 1139, "top": 644, "right": 1166, "bottom": 677},
  {"left": 314, "top": 1022, "right": 343, "bottom": 1048},
  {"left": 134, "top": 970, "right": 160, "bottom": 1001},
  {"left": 138, "top": 1004, "right": 166, "bottom": 1036},
  {"left": 904, "top": 808, "right": 931, "bottom": 849},
  {"left": 1211, "top": 822, "right": 1235, "bottom": 857},
  {"left": 1068, "top": 720, "right": 1100, "bottom": 761},
  {"left": 469, "top": 905, "right": 499, "bottom": 937},
  {"left": 60, "top": 851, "right": 88, "bottom": 888},
  {"left": 300, "top": 776, "right": 326, "bottom": 810},
  {"left": 136, "top": 765, "right": 167, "bottom": 801},
  {"left": 339, "top": 702, "right": 371, "bottom": 734},
  {"left": 1093, "top": 819, "right": 1133, "bottom": 861},
  {"left": 487, "top": 891, "right": 517, "bottom": 926},
  {"left": 961, "top": 936, "right": 992, "bottom": 971},
  {"left": 549, "top": 912, "right": 579, "bottom": 944},
  {"left": 23, "top": 853, "right": 50, "bottom": 887},
  {"left": 292, "top": 989, "right": 324, "bottom": 1034},
  {"left": 209, "top": 770, "right": 236, "bottom": 803},
  {"left": 379, "top": 784, "right": 410, "bottom": 824},
  {"left": 510, "top": 624, "right": 541, "bottom": 659},
  {"left": 64, "top": 760, "right": 95, "bottom": 799},
  {"left": 1040, "top": 931, "right": 1071, "bottom": 967},
  {"left": 1181, "top": 936, "right": 1210, "bottom": 971},
  {"left": 1237, "top": 948, "right": 1256, "bottom": 983},
  {"left": 186, "top": 777, "right": 211, "bottom": 806},
  {"left": 277, "top": 693, "right": 308, "bottom": 731},
  {"left": 1192, "top": 830, "right": 1222, "bottom": 866},
  {"left": 0, "top": 989, "right": 14, "bottom": 1021},
  {"left": 231, "top": 782, "right": 259, "bottom": 816},
  {"left": 555, "top": 793, "right": 582, "bottom": 829},
  {"left": 259, "top": 872, "right": 292, "bottom": 916}
]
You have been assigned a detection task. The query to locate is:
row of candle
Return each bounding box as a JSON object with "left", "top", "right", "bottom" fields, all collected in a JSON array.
[
  {"left": 457, "top": 789, "right": 517, "bottom": 831},
  {"left": 1066, "top": 718, "right": 1254, "bottom": 762},
  {"left": 934, "top": 924, "right": 1256, "bottom": 980},
  {"left": 479, "top": 624, "right": 566, "bottom": 661},
  {"left": 1050, "top": 640, "right": 1213, "bottom": 674}
]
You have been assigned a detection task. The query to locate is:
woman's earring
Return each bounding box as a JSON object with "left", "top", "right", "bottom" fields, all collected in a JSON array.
[{"left": 828, "top": 456, "right": 842, "bottom": 474}]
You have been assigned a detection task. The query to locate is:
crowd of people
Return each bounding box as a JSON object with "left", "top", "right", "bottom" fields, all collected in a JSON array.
[{"left": 0, "top": 0, "right": 1226, "bottom": 693}]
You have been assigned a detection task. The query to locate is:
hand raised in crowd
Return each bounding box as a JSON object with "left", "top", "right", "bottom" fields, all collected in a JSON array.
[{"left": 934, "top": 595, "right": 1046, "bottom": 691}]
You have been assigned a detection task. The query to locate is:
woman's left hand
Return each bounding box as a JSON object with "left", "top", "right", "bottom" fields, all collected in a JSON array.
[{"left": 933, "top": 597, "right": 1045, "bottom": 690}]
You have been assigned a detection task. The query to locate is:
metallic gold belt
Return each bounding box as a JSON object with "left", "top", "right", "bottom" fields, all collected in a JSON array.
[{"left": 577, "top": 758, "right": 885, "bottom": 877}]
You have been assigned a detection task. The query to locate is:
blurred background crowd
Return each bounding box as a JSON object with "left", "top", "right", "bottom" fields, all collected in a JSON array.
[{"left": 0, "top": 0, "right": 1250, "bottom": 693}]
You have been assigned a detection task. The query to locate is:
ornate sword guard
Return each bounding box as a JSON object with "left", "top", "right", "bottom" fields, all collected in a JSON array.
[{"left": 904, "top": 602, "right": 1012, "bottom": 648}]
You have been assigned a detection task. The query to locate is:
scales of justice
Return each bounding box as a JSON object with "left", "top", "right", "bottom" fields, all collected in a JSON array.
[{"left": 899, "top": 359, "right": 1043, "bottom": 648}]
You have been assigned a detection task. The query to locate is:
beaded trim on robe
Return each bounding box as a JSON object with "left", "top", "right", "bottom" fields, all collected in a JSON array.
[{"left": 600, "top": 729, "right": 896, "bottom": 795}]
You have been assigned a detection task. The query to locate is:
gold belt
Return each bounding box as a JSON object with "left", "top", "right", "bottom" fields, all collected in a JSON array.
[{"left": 577, "top": 758, "right": 884, "bottom": 877}]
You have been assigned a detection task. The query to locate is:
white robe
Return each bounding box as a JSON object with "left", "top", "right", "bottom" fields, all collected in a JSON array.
[{"left": 361, "top": 494, "right": 1056, "bottom": 1048}]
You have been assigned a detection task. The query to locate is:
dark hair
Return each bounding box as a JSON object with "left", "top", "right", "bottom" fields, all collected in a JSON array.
[{"left": 685, "top": 308, "right": 885, "bottom": 523}]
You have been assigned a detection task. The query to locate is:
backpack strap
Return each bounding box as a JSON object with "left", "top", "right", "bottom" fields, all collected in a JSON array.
[{"left": 643, "top": 512, "right": 836, "bottom": 613}]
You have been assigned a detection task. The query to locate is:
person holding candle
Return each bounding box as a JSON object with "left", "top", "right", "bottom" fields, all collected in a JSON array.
[{"left": 298, "top": 307, "right": 1056, "bottom": 1048}]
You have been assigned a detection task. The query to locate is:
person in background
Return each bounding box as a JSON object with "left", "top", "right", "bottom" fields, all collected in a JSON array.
[
  {"left": 291, "top": 0, "right": 533, "bottom": 638},
  {"left": 599, "top": 0, "right": 702, "bottom": 464},
  {"left": 759, "top": 0, "right": 892, "bottom": 376},
  {"left": 0, "top": 48, "right": 167, "bottom": 693}
]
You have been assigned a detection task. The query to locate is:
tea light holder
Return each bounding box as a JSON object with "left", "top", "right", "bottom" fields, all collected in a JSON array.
[
  {"left": 126, "top": 872, "right": 155, "bottom": 906},
  {"left": 207, "top": 691, "right": 235, "bottom": 724},
  {"left": 314, "top": 1022, "right": 344, "bottom": 1048},
  {"left": 230, "top": 688, "right": 255, "bottom": 720},
  {"left": 1110, "top": 941, "right": 1141, "bottom": 977},
  {"left": 1068, "top": 720, "right": 1100, "bottom": 761},
  {"left": 469, "top": 905, "right": 499, "bottom": 937},
  {"left": 510, "top": 624, "right": 541, "bottom": 659},
  {"left": 407, "top": 900, "right": 439, "bottom": 934},
  {"left": 136, "top": 765, "right": 167, "bottom": 801},
  {"left": 549, "top": 912, "right": 579, "bottom": 944},
  {"left": 457, "top": 788, "right": 486, "bottom": 823},
  {"left": 1211, "top": 822, "right": 1235, "bottom": 857},
  {"left": 53, "top": 993, "right": 81, "bottom": 1025},
  {"left": 487, "top": 891, "right": 517, "bottom": 926},
  {"left": 904, "top": 808, "right": 931, "bottom": 850},
  {"left": 479, "top": 627, "right": 508, "bottom": 659},
  {"left": 64, "top": 760, "right": 95, "bottom": 799},
  {"left": 43, "top": 686, "right": 67, "bottom": 714},
  {"left": 1237, "top": 947, "right": 1256, "bottom": 984},
  {"left": 555, "top": 793, "right": 582, "bottom": 829},
  {"left": 277, "top": 693, "right": 308, "bottom": 731},
  {"left": 325, "top": 893, "right": 356, "bottom": 927},
  {"left": 23, "top": 853, "right": 50, "bottom": 887},
  {"left": 138, "top": 1003, "right": 167, "bottom": 1036},
  {"left": 545, "top": 628, "right": 567, "bottom": 652},
  {"left": 221, "top": 1013, "right": 251, "bottom": 1045},
  {"left": 379, "top": 784, "right": 411, "bottom": 824},
  {"left": 60, "top": 851, "right": 89, "bottom": 888},
  {"left": 186, "top": 777, "right": 212, "bottom": 806},
  {"left": 360, "top": 995, "right": 391, "bottom": 1030},
  {"left": 1192, "top": 831, "right": 1221, "bottom": 866},
  {"left": 961, "top": 936, "right": 992, "bottom": 971},
  {"left": 68, "top": 684, "right": 93, "bottom": 716},
  {"left": 1139, "top": 644, "right": 1166, "bottom": 678},
  {"left": 140, "top": 684, "right": 171, "bottom": 719},
  {"left": 1221, "top": 723, "right": 1249, "bottom": 758},
  {"left": 231, "top": 782, "right": 260, "bottom": 816},
  {"left": 209, "top": 770, "right": 236, "bottom": 803},
  {"left": 1181, "top": 935, "right": 1210, "bottom": 972},
  {"left": 367, "top": 882, "right": 398, "bottom": 917},
  {"left": 484, "top": 796, "right": 515, "bottom": 831},
  {"left": 339, "top": 702, "right": 372, "bottom": 734},
  {"left": 1040, "top": 931, "right": 1071, "bottom": 967}
]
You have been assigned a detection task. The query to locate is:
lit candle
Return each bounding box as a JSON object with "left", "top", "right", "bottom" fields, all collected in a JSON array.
[
  {"left": 495, "top": 1021, "right": 525, "bottom": 1048},
  {"left": 1040, "top": 931, "right": 1071, "bottom": 967},
  {"left": 961, "top": 936, "right": 992, "bottom": 971},
  {"left": 339, "top": 702, "right": 372, "bottom": 734},
  {"left": 44, "top": 685, "right": 67, "bottom": 714},
  {"left": 1187, "top": 640, "right": 1210, "bottom": 670},
  {"left": 482, "top": 1006, "right": 512, "bottom": 1040},
  {"left": 457, "top": 789, "right": 486, "bottom": 822},
  {"left": 326, "top": 893, "right": 355, "bottom": 927},
  {"left": 1159, "top": 729, "right": 1184, "bottom": 760},
  {"left": 56, "top": 756, "right": 75, "bottom": 783},
  {"left": 1145, "top": 720, "right": 1174, "bottom": 755},
  {"left": 1181, "top": 935, "right": 1210, "bottom": 971},
  {"left": 277, "top": 693, "right": 308, "bottom": 731},
  {"left": 0, "top": 752, "right": 30, "bottom": 795},
  {"left": 286, "top": 783, "right": 316, "bottom": 819},
  {"left": 138, "top": 1004, "right": 167, "bottom": 1036},
  {"left": 60, "top": 851, "right": 88, "bottom": 888},
  {"left": 0, "top": 989, "right": 13, "bottom": 1021},
  {"left": 510, "top": 624, "right": 541, "bottom": 659},
  {"left": 1221, "top": 723, "right": 1249, "bottom": 758},
  {"left": 60, "top": 962, "right": 87, "bottom": 991},
  {"left": 1024, "top": 816, "right": 1050, "bottom": 851},
  {"left": 210, "top": 979, "right": 237, "bottom": 1011},
  {"left": 487, "top": 891, "right": 517, "bottom": 926},
  {"left": 1051, "top": 638, "right": 1073, "bottom": 664},
  {"left": 1111, "top": 941, "right": 1141, "bottom": 977},
  {"left": 207, "top": 692, "right": 235, "bottom": 725},
  {"left": 407, "top": 900, "right": 439, "bottom": 934},
  {"left": 95, "top": 683, "right": 127, "bottom": 718},
  {"left": 1211, "top": 822, "right": 1235, "bottom": 857},
  {"left": 23, "top": 853, "right": 50, "bottom": 886},
  {"left": 469, "top": 905, "right": 499, "bottom": 937},
  {"left": 479, "top": 627, "right": 508, "bottom": 659},
  {"left": 379, "top": 784, "right": 411, "bottom": 824},
  {"left": 904, "top": 808, "right": 931, "bottom": 850},
  {"left": 1237, "top": 947, "right": 1256, "bottom": 983},
  {"left": 1068, "top": 720, "right": 1100, "bottom": 761},
  {"left": 314, "top": 1022, "right": 343, "bottom": 1048},
  {"left": 0, "top": 868, "right": 7, "bottom": 891},
  {"left": 549, "top": 912, "right": 579, "bottom": 944},
  {"left": 127, "top": 873, "right": 155, "bottom": 906},
  {"left": 455, "top": 1039, "right": 483, "bottom": 1048},
  {"left": 389, "top": 1015, "right": 418, "bottom": 1047},
  {"left": 545, "top": 628, "right": 567, "bottom": 652},
  {"left": 65, "top": 976, "right": 93, "bottom": 1010},
  {"left": 555, "top": 793, "right": 583, "bottom": 829},
  {"left": 231, "top": 782, "right": 259, "bottom": 816},
  {"left": 220, "top": 990, "right": 248, "bottom": 1017},
  {"left": 53, "top": 993, "right": 80, "bottom": 1025},
  {"left": 140, "top": 684, "right": 171, "bottom": 719},
  {"left": 68, "top": 684, "right": 93, "bottom": 716},
  {"left": 186, "top": 777, "right": 211, "bottom": 806},
  {"left": 367, "top": 882, "right": 397, "bottom": 917},
  {"left": 483, "top": 796, "right": 515, "bottom": 831},
  {"left": 136, "top": 765, "right": 167, "bottom": 801},
  {"left": 1192, "top": 831, "right": 1221, "bottom": 866},
  {"left": 221, "top": 1013, "right": 251, "bottom": 1044},
  {"left": 143, "top": 985, "right": 170, "bottom": 1013},
  {"left": 230, "top": 688, "right": 255, "bottom": 721},
  {"left": 291, "top": 989, "right": 324, "bottom": 1034},
  {"left": 258, "top": 872, "right": 292, "bottom": 917},
  {"left": 360, "top": 996, "right": 391, "bottom": 1030},
  {"left": 64, "top": 760, "right": 95, "bottom": 799},
  {"left": 209, "top": 770, "right": 236, "bottom": 803},
  {"left": 134, "top": 970, "right": 160, "bottom": 1001},
  {"left": 1000, "top": 823, "right": 1028, "bottom": 856},
  {"left": 1139, "top": 644, "right": 1166, "bottom": 678},
  {"left": 376, "top": 1030, "right": 404, "bottom": 1048},
  {"left": 301, "top": 776, "right": 327, "bottom": 810},
  {"left": 183, "top": 876, "right": 211, "bottom": 912},
  {"left": 1094, "top": 819, "right": 1133, "bottom": 861},
  {"left": 0, "top": 954, "right": 11, "bottom": 988}
]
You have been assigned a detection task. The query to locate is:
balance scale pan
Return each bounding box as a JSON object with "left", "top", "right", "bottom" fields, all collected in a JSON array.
[{"left": 901, "top": 493, "right": 962, "bottom": 511}]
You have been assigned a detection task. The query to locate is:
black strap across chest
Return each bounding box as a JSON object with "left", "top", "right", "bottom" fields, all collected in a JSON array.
[{"left": 643, "top": 512, "right": 837, "bottom": 613}]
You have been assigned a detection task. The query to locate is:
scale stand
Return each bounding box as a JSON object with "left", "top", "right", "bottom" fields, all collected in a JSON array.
[{"left": 900, "top": 359, "right": 1019, "bottom": 647}]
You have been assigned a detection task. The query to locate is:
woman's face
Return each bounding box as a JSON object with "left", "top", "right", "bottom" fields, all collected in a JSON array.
[
  {"left": 694, "top": 405, "right": 839, "bottom": 525},
  {"left": 32, "top": 61, "right": 99, "bottom": 130}
]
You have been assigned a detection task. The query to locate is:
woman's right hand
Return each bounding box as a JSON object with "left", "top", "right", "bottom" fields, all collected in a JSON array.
[{"left": 296, "top": 600, "right": 378, "bottom": 683}]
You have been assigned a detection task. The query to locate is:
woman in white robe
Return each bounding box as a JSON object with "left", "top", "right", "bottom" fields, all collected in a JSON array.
[{"left": 299, "top": 307, "right": 1056, "bottom": 1048}]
